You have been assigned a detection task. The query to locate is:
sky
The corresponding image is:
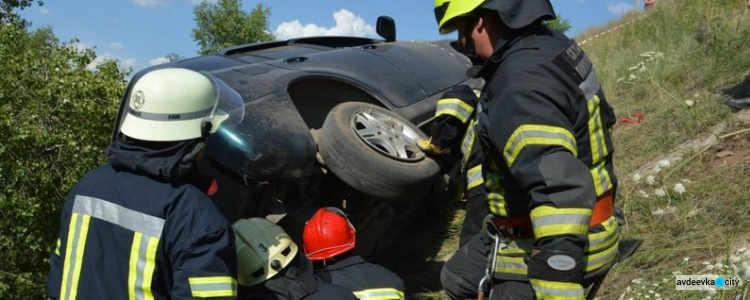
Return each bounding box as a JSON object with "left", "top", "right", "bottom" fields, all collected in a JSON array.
[{"left": 20, "top": 0, "right": 642, "bottom": 74}]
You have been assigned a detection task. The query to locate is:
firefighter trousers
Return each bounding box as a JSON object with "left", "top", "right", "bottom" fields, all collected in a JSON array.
[{"left": 441, "top": 233, "right": 535, "bottom": 300}]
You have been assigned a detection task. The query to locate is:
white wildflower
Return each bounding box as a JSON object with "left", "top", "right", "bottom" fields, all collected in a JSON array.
[
  {"left": 632, "top": 278, "right": 643, "bottom": 284},
  {"left": 645, "top": 295, "right": 650, "bottom": 299},
  {"left": 653, "top": 165, "right": 662, "bottom": 173},
  {"left": 673, "top": 183, "right": 686, "bottom": 195},
  {"left": 649, "top": 290, "right": 655, "bottom": 294},
  {"left": 655, "top": 52, "right": 664, "bottom": 59},
  {"left": 693, "top": 92, "right": 700, "bottom": 98},
  {"left": 639, "top": 64, "right": 648, "bottom": 73},
  {"left": 629, "top": 65, "right": 639, "bottom": 71},
  {"left": 617, "top": 77, "right": 626, "bottom": 83},
  {"left": 714, "top": 263, "right": 724, "bottom": 269},
  {"left": 638, "top": 190, "right": 650, "bottom": 198},
  {"left": 682, "top": 178, "right": 692, "bottom": 184},
  {"left": 652, "top": 208, "right": 665, "bottom": 216},
  {"left": 683, "top": 257, "right": 690, "bottom": 262},
  {"left": 54, "top": 67, "right": 60, "bottom": 72},
  {"left": 656, "top": 293, "right": 661, "bottom": 298},
  {"left": 629, "top": 74, "right": 637, "bottom": 80},
  {"left": 702, "top": 261, "right": 711, "bottom": 265},
  {"left": 632, "top": 173, "right": 642, "bottom": 183},
  {"left": 705, "top": 264, "right": 715, "bottom": 270},
  {"left": 730, "top": 255, "right": 741, "bottom": 263},
  {"left": 646, "top": 175, "right": 656, "bottom": 185},
  {"left": 654, "top": 188, "right": 667, "bottom": 197},
  {"left": 685, "top": 100, "right": 695, "bottom": 107},
  {"left": 657, "top": 160, "right": 671, "bottom": 168}
]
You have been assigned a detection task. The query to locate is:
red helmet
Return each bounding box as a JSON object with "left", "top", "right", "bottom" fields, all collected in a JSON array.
[{"left": 303, "top": 207, "right": 356, "bottom": 261}]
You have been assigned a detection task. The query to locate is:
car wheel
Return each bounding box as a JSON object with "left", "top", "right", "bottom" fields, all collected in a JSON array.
[{"left": 318, "top": 102, "right": 439, "bottom": 202}]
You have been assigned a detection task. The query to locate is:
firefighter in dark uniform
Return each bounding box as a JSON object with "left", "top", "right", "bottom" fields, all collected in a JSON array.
[
  {"left": 433, "top": 0, "right": 621, "bottom": 299},
  {"left": 302, "top": 208, "right": 405, "bottom": 300},
  {"left": 418, "top": 82, "right": 490, "bottom": 248},
  {"left": 233, "top": 218, "right": 357, "bottom": 300},
  {"left": 46, "top": 68, "right": 239, "bottom": 299}
]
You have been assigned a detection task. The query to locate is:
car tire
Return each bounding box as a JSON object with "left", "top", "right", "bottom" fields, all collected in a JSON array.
[{"left": 318, "top": 102, "right": 439, "bottom": 202}]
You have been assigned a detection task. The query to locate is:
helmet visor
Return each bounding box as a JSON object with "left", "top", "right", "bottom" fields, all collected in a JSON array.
[{"left": 203, "top": 73, "right": 245, "bottom": 131}]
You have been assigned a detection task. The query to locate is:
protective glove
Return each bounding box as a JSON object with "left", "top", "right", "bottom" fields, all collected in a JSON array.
[{"left": 417, "top": 138, "right": 448, "bottom": 156}]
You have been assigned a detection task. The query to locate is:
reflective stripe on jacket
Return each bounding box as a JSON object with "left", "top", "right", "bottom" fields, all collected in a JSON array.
[
  {"left": 314, "top": 256, "right": 405, "bottom": 300},
  {"left": 47, "top": 165, "right": 237, "bottom": 299}
]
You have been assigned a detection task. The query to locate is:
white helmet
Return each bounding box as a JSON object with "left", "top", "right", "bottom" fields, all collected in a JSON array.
[
  {"left": 119, "top": 68, "right": 239, "bottom": 142},
  {"left": 232, "top": 218, "right": 299, "bottom": 286}
]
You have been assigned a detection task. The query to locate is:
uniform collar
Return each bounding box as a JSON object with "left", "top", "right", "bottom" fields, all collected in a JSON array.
[
  {"left": 467, "top": 24, "right": 544, "bottom": 79},
  {"left": 323, "top": 255, "right": 365, "bottom": 271}
]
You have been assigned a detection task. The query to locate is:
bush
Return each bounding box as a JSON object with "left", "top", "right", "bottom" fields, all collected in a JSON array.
[{"left": 0, "top": 19, "right": 127, "bottom": 297}]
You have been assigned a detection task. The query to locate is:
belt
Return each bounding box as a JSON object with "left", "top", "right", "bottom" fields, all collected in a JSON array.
[{"left": 492, "top": 189, "right": 614, "bottom": 238}]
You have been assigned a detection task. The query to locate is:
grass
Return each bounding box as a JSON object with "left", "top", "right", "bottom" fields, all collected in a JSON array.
[{"left": 376, "top": 0, "right": 750, "bottom": 299}]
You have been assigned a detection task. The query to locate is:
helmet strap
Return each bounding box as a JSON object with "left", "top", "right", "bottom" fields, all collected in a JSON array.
[
  {"left": 200, "top": 120, "right": 212, "bottom": 138},
  {"left": 462, "top": 17, "right": 485, "bottom": 66}
]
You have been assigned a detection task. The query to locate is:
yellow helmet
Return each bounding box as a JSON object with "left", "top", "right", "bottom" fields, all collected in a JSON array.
[
  {"left": 434, "top": 0, "right": 486, "bottom": 34},
  {"left": 434, "top": 0, "right": 556, "bottom": 34},
  {"left": 232, "top": 218, "right": 298, "bottom": 286}
]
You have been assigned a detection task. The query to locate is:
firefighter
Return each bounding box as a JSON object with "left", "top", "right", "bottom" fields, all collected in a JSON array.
[
  {"left": 234, "top": 217, "right": 357, "bottom": 300},
  {"left": 302, "top": 207, "right": 405, "bottom": 300},
  {"left": 418, "top": 82, "right": 490, "bottom": 248},
  {"left": 46, "top": 68, "right": 239, "bottom": 299},
  {"left": 433, "top": 0, "right": 621, "bottom": 299}
]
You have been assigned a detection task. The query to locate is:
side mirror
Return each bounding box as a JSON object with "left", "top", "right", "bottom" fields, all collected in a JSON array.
[{"left": 376, "top": 16, "right": 396, "bottom": 42}]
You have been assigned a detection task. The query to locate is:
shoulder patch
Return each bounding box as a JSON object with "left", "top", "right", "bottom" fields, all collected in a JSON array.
[{"left": 552, "top": 40, "right": 593, "bottom": 85}]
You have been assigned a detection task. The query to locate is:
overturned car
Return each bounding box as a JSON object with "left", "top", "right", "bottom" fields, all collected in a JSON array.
[{"left": 120, "top": 17, "right": 479, "bottom": 258}]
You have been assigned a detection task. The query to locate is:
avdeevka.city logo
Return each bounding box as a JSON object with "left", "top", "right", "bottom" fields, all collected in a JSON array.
[{"left": 675, "top": 275, "right": 742, "bottom": 290}]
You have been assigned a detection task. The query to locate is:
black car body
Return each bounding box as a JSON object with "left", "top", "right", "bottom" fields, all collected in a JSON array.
[{"left": 120, "top": 30, "right": 477, "bottom": 257}]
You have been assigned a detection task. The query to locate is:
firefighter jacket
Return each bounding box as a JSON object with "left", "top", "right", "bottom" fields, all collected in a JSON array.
[
  {"left": 240, "top": 252, "right": 357, "bottom": 300},
  {"left": 46, "top": 136, "right": 238, "bottom": 299},
  {"left": 313, "top": 256, "right": 405, "bottom": 300},
  {"left": 470, "top": 24, "right": 620, "bottom": 299}
]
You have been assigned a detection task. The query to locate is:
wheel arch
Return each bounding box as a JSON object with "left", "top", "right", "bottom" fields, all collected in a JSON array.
[{"left": 287, "top": 77, "right": 387, "bottom": 130}]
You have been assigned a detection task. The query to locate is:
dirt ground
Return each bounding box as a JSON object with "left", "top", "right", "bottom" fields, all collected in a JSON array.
[{"left": 704, "top": 132, "right": 750, "bottom": 169}]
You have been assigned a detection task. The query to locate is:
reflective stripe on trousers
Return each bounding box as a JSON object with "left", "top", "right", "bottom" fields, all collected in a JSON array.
[{"left": 493, "top": 216, "right": 619, "bottom": 279}]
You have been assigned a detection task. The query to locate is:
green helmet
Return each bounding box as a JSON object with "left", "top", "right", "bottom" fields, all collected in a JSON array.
[{"left": 434, "top": 0, "right": 556, "bottom": 34}]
